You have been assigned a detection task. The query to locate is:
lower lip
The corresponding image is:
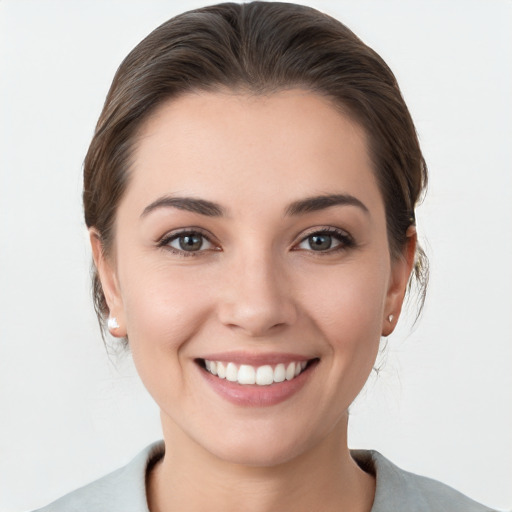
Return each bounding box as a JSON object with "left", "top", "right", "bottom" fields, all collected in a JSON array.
[{"left": 198, "top": 362, "right": 316, "bottom": 407}]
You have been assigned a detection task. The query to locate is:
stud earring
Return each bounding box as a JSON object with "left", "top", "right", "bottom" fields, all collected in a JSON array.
[
  {"left": 387, "top": 314, "right": 394, "bottom": 323},
  {"left": 107, "top": 316, "right": 120, "bottom": 330}
]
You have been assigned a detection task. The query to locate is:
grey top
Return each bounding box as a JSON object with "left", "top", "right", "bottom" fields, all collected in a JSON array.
[{"left": 34, "top": 441, "right": 495, "bottom": 512}]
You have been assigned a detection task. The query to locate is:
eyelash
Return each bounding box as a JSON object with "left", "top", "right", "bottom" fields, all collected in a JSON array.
[
  {"left": 294, "top": 227, "right": 355, "bottom": 255},
  {"left": 158, "top": 228, "right": 218, "bottom": 257},
  {"left": 157, "top": 226, "right": 355, "bottom": 257}
]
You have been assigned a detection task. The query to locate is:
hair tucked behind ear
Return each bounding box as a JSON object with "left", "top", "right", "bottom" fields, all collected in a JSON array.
[{"left": 83, "top": 1, "right": 428, "bottom": 337}]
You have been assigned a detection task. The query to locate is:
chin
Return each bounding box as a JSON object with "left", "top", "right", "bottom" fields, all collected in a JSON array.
[
  {"left": 209, "top": 437, "right": 306, "bottom": 468},
  {"left": 196, "top": 418, "right": 330, "bottom": 468}
]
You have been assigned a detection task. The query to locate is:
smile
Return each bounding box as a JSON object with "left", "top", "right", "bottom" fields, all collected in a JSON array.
[
  {"left": 197, "top": 354, "right": 318, "bottom": 406},
  {"left": 203, "top": 360, "right": 308, "bottom": 386}
]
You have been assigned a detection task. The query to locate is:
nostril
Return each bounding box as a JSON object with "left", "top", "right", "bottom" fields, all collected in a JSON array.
[{"left": 216, "top": 280, "right": 298, "bottom": 337}]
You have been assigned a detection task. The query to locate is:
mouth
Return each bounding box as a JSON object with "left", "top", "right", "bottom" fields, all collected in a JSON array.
[
  {"left": 197, "top": 358, "right": 315, "bottom": 386},
  {"left": 194, "top": 354, "right": 319, "bottom": 406}
]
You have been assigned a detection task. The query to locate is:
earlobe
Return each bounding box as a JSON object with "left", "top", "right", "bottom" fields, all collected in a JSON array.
[
  {"left": 89, "top": 228, "right": 127, "bottom": 337},
  {"left": 382, "top": 226, "right": 417, "bottom": 337}
]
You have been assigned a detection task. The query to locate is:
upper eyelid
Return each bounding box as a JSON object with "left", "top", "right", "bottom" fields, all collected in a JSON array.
[
  {"left": 158, "top": 227, "right": 216, "bottom": 244},
  {"left": 296, "top": 226, "right": 353, "bottom": 241},
  {"left": 292, "top": 226, "right": 355, "bottom": 251},
  {"left": 158, "top": 229, "right": 220, "bottom": 257}
]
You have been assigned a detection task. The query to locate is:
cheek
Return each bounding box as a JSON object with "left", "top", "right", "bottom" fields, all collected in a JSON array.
[
  {"left": 117, "top": 263, "right": 218, "bottom": 416},
  {"left": 302, "top": 262, "right": 388, "bottom": 340},
  {"left": 119, "top": 262, "right": 213, "bottom": 358},
  {"left": 299, "top": 261, "right": 388, "bottom": 386}
]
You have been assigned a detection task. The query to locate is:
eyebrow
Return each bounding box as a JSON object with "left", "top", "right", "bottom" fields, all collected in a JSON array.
[
  {"left": 141, "top": 196, "right": 225, "bottom": 218},
  {"left": 141, "top": 193, "right": 369, "bottom": 219},
  {"left": 285, "top": 194, "right": 369, "bottom": 216}
]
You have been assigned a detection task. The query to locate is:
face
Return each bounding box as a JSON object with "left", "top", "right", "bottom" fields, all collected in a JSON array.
[{"left": 93, "top": 90, "right": 413, "bottom": 466}]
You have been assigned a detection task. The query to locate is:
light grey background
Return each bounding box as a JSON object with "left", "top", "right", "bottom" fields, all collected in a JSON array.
[{"left": 1, "top": 1, "right": 511, "bottom": 511}]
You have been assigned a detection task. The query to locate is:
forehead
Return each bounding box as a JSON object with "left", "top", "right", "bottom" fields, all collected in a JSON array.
[{"left": 124, "top": 89, "right": 383, "bottom": 217}]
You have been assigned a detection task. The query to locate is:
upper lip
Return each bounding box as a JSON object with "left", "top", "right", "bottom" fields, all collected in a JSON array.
[{"left": 197, "top": 351, "right": 317, "bottom": 366}]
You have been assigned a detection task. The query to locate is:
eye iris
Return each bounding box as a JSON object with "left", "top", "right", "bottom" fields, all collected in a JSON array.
[
  {"left": 179, "top": 234, "right": 203, "bottom": 251},
  {"left": 309, "top": 234, "right": 332, "bottom": 251}
]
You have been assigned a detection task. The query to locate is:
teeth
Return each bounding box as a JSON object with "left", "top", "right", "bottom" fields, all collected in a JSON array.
[
  {"left": 274, "top": 363, "right": 285, "bottom": 383},
  {"left": 256, "top": 365, "right": 273, "bottom": 385},
  {"left": 285, "top": 362, "right": 295, "bottom": 381},
  {"left": 217, "top": 361, "right": 226, "bottom": 379},
  {"left": 203, "top": 359, "right": 309, "bottom": 386},
  {"left": 238, "top": 364, "right": 256, "bottom": 385},
  {"left": 226, "top": 362, "right": 238, "bottom": 382}
]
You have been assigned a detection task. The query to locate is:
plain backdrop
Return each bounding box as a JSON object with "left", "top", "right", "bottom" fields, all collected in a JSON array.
[{"left": 1, "top": 1, "right": 511, "bottom": 511}]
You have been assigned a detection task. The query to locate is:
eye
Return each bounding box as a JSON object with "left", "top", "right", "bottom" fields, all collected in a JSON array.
[
  {"left": 304, "top": 233, "right": 336, "bottom": 251},
  {"left": 295, "top": 228, "right": 353, "bottom": 253},
  {"left": 160, "top": 230, "right": 217, "bottom": 255}
]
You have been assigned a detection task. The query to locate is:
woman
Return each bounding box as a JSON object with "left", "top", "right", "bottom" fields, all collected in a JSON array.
[{"left": 22, "top": 2, "right": 499, "bottom": 511}]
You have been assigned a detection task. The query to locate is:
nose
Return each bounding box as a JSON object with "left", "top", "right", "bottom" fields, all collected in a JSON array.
[{"left": 217, "top": 251, "right": 298, "bottom": 337}]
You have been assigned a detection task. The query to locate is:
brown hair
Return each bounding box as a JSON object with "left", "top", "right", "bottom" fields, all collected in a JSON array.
[{"left": 83, "top": 1, "right": 428, "bottom": 334}]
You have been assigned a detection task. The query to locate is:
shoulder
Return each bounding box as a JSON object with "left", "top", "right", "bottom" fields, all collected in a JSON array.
[
  {"left": 351, "top": 449, "right": 497, "bottom": 512},
  {"left": 32, "top": 441, "right": 164, "bottom": 512}
]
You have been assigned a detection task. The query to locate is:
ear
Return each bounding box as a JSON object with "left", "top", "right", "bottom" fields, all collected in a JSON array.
[
  {"left": 89, "top": 228, "right": 127, "bottom": 338},
  {"left": 381, "top": 226, "right": 417, "bottom": 336}
]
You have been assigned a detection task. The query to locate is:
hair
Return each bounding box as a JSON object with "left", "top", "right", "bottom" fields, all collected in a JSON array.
[{"left": 83, "top": 1, "right": 428, "bottom": 336}]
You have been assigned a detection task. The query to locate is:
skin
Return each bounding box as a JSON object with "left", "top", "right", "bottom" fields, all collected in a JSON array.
[{"left": 91, "top": 90, "right": 416, "bottom": 512}]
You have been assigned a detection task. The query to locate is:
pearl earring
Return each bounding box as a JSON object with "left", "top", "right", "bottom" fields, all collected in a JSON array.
[
  {"left": 387, "top": 314, "right": 394, "bottom": 323},
  {"left": 107, "top": 316, "right": 120, "bottom": 330}
]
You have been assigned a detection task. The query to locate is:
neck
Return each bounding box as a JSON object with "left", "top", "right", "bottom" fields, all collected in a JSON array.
[{"left": 147, "top": 414, "right": 375, "bottom": 512}]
